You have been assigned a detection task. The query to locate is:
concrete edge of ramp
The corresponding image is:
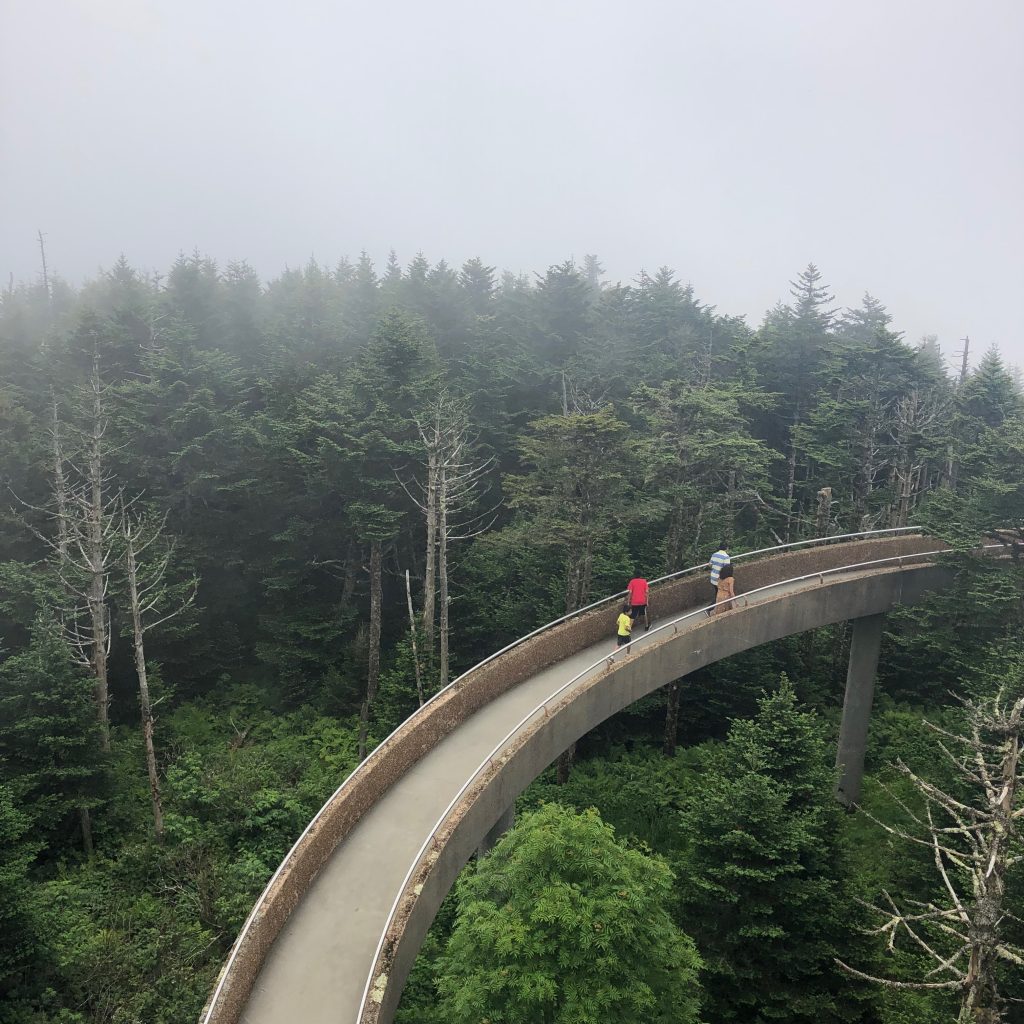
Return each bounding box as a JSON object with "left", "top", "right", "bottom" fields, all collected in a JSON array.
[{"left": 361, "top": 562, "right": 951, "bottom": 1024}]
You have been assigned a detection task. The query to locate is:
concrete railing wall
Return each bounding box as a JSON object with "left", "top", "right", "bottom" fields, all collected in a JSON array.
[{"left": 203, "top": 534, "right": 943, "bottom": 1024}]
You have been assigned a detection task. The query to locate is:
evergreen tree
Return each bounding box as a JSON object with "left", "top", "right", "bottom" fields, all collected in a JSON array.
[
  {"left": 753, "top": 264, "right": 840, "bottom": 538},
  {"left": 960, "top": 346, "right": 1022, "bottom": 430},
  {"left": 677, "top": 680, "right": 867, "bottom": 1023},
  {"left": 532, "top": 260, "right": 593, "bottom": 370},
  {"left": 458, "top": 257, "right": 496, "bottom": 316},
  {"left": 506, "top": 406, "right": 641, "bottom": 611},
  {"left": 0, "top": 782, "right": 42, "bottom": 996},
  {"left": 0, "top": 621, "right": 105, "bottom": 850},
  {"left": 634, "top": 379, "right": 776, "bottom": 567}
]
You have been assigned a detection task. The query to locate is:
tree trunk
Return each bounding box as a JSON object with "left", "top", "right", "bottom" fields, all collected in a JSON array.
[
  {"left": 564, "top": 551, "right": 579, "bottom": 615},
  {"left": 664, "top": 503, "right": 683, "bottom": 573},
  {"left": 960, "top": 702, "right": 1021, "bottom": 1021},
  {"left": 340, "top": 539, "right": 358, "bottom": 606},
  {"left": 438, "top": 465, "right": 450, "bottom": 687},
  {"left": 893, "top": 457, "right": 914, "bottom": 528},
  {"left": 690, "top": 502, "right": 706, "bottom": 565},
  {"left": 86, "top": 352, "right": 111, "bottom": 751},
  {"left": 663, "top": 681, "right": 681, "bottom": 757},
  {"left": 52, "top": 402, "right": 97, "bottom": 848},
  {"left": 79, "top": 805, "right": 94, "bottom": 856},
  {"left": 423, "top": 442, "right": 438, "bottom": 668},
  {"left": 125, "top": 536, "right": 164, "bottom": 840},
  {"left": 88, "top": 585, "right": 110, "bottom": 751},
  {"left": 51, "top": 399, "right": 70, "bottom": 562},
  {"left": 358, "top": 539, "right": 384, "bottom": 760},
  {"left": 556, "top": 742, "right": 576, "bottom": 785},
  {"left": 785, "top": 436, "right": 798, "bottom": 542},
  {"left": 942, "top": 441, "right": 958, "bottom": 491},
  {"left": 136, "top": 663, "right": 163, "bottom": 837},
  {"left": 815, "top": 487, "right": 832, "bottom": 537},
  {"left": 405, "top": 569, "right": 424, "bottom": 706},
  {"left": 578, "top": 535, "right": 595, "bottom": 609}
]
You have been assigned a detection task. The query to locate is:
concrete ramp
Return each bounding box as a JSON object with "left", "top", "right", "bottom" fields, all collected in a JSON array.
[{"left": 203, "top": 533, "right": 955, "bottom": 1024}]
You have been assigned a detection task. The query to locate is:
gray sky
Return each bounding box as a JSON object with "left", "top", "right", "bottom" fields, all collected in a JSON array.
[{"left": 3, "top": 0, "right": 1022, "bottom": 368}]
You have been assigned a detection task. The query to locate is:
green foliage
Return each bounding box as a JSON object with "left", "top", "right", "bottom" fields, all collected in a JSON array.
[
  {"left": 523, "top": 744, "right": 715, "bottom": 852},
  {"left": 882, "top": 555, "right": 1024, "bottom": 701},
  {"left": 677, "top": 680, "right": 869, "bottom": 1023},
  {"left": 507, "top": 406, "right": 647, "bottom": 611},
  {"left": 0, "top": 621, "right": 105, "bottom": 850},
  {"left": 432, "top": 803, "right": 702, "bottom": 1024},
  {"left": 0, "top": 783, "right": 43, "bottom": 996}
]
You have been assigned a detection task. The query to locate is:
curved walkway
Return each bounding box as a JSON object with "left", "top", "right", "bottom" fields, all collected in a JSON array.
[{"left": 204, "top": 533, "right": 958, "bottom": 1024}]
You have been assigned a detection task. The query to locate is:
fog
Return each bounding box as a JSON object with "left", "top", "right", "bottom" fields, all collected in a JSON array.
[{"left": 2, "top": 0, "right": 1021, "bottom": 365}]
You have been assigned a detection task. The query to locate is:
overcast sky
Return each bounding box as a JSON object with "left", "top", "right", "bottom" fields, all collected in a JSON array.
[{"left": 3, "top": 0, "right": 1022, "bottom": 368}]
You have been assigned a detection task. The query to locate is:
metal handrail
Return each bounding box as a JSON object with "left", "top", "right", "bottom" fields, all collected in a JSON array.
[
  {"left": 201, "top": 525, "right": 924, "bottom": 1024},
  {"left": 356, "top": 540, "right": 985, "bottom": 1022}
]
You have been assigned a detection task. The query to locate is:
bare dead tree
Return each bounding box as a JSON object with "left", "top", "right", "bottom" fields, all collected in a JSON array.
[
  {"left": 49, "top": 396, "right": 71, "bottom": 562},
  {"left": 404, "top": 568, "right": 425, "bottom": 707},
  {"left": 888, "top": 389, "right": 943, "bottom": 528},
  {"left": 19, "top": 355, "right": 121, "bottom": 753},
  {"left": 837, "top": 687, "right": 1024, "bottom": 1022},
  {"left": 959, "top": 336, "right": 972, "bottom": 390},
  {"left": 120, "top": 503, "right": 197, "bottom": 840},
  {"left": 37, "top": 229, "right": 50, "bottom": 309},
  {"left": 418, "top": 409, "right": 441, "bottom": 670},
  {"left": 64, "top": 345, "right": 120, "bottom": 751},
  {"left": 404, "top": 392, "right": 498, "bottom": 686},
  {"left": 45, "top": 396, "right": 93, "bottom": 853},
  {"left": 815, "top": 486, "right": 833, "bottom": 537},
  {"left": 850, "top": 392, "right": 889, "bottom": 530}
]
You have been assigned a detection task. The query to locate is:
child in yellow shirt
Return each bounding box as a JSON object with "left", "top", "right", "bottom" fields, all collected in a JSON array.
[{"left": 616, "top": 605, "right": 633, "bottom": 647}]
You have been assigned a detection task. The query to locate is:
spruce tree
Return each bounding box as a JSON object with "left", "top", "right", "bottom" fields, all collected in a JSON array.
[
  {"left": 677, "top": 680, "right": 867, "bottom": 1023},
  {"left": 0, "top": 621, "right": 105, "bottom": 851}
]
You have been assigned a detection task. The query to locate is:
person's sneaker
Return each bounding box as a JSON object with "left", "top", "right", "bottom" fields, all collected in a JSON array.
[{"left": 644, "top": 624, "right": 650, "bottom": 631}]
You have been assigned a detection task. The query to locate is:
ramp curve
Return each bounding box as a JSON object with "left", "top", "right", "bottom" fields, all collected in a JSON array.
[{"left": 202, "top": 532, "right": 961, "bottom": 1024}]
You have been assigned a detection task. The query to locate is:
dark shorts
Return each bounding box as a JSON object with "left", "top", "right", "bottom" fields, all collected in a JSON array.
[
  {"left": 630, "top": 604, "right": 647, "bottom": 617},
  {"left": 616, "top": 633, "right": 632, "bottom": 647}
]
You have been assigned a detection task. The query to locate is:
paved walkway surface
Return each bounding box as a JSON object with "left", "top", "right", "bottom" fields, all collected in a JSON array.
[{"left": 241, "top": 574, "right": 822, "bottom": 1023}]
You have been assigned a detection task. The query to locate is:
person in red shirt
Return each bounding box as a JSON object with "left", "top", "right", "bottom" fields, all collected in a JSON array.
[{"left": 626, "top": 576, "right": 650, "bottom": 631}]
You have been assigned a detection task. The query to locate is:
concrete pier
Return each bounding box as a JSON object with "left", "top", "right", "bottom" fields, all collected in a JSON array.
[{"left": 835, "top": 613, "right": 885, "bottom": 807}]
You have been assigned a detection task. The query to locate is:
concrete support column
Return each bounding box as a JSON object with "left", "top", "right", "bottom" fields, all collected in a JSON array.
[
  {"left": 476, "top": 804, "right": 515, "bottom": 858},
  {"left": 835, "top": 613, "right": 884, "bottom": 807}
]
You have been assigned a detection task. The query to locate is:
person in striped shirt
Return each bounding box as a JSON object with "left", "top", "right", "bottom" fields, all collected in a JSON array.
[{"left": 709, "top": 543, "right": 731, "bottom": 592}]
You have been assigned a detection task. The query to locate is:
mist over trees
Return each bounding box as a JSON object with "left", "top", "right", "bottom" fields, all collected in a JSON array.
[{"left": 1, "top": 250, "right": 1022, "bottom": 1023}]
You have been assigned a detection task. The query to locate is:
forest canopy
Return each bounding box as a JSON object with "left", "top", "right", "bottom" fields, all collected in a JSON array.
[{"left": 1, "top": 251, "right": 1022, "bottom": 1023}]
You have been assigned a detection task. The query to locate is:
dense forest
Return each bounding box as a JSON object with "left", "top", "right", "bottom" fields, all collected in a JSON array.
[{"left": 1, "top": 250, "right": 1022, "bottom": 1023}]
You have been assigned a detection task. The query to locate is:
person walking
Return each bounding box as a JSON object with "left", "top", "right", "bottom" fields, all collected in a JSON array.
[
  {"left": 626, "top": 574, "right": 650, "bottom": 631},
  {"left": 709, "top": 542, "right": 731, "bottom": 593},
  {"left": 616, "top": 604, "right": 634, "bottom": 647},
  {"left": 712, "top": 563, "right": 736, "bottom": 615}
]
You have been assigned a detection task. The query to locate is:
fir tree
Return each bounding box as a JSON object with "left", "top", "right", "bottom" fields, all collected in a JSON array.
[
  {"left": 677, "top": 680, "right": 868, "bottom": 1023},
  {"left": 0, "top": 621, "right": 105, "bottom": 851}
]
